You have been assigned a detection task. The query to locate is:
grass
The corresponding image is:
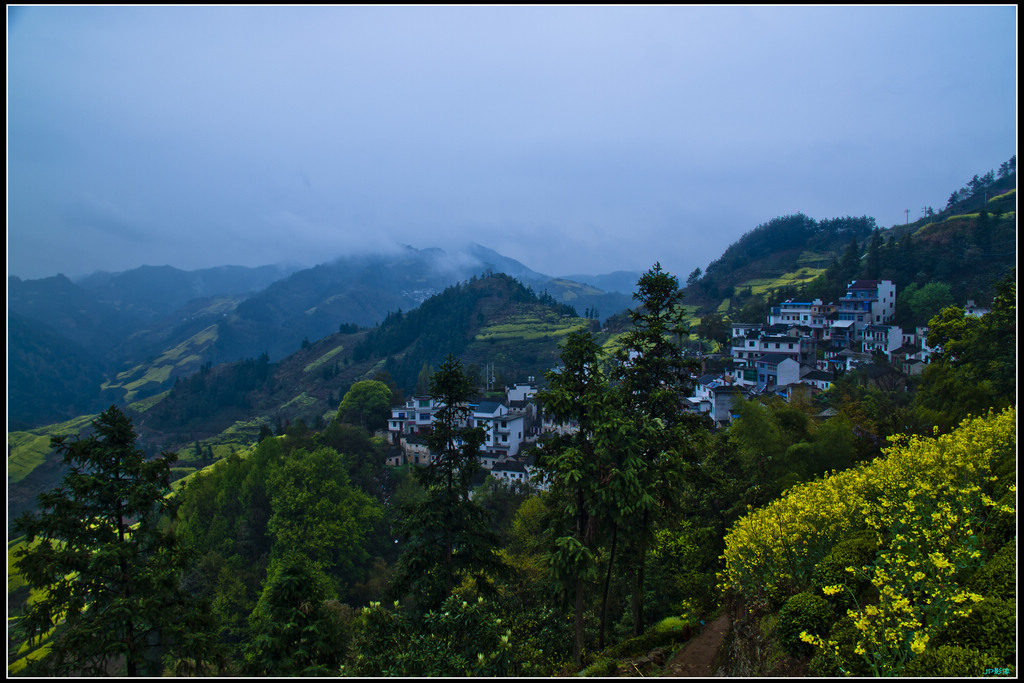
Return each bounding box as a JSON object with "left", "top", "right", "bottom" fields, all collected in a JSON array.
[
  {"left": 7, "top": 433, "right": 55, "bottom": 485},
  {"left": 128, "top": 390, "right": 171, "bottom": 413},
  {"left": 8, "top": 536, "right": 37, "bottom": 593},
  {"left": 304, "top": 344, "right": 346, "bottom": 373},
  {"left": 741, "top": 267, "right": 826, "bottom": 297},
  {"left": 103, "top": 325, "right": 220, "bottom": 400},
  {"left": 8, "top": 415, "right": 98, "bottom": 484},
  {"left": 280, "top": 391, "right": 319, "bottom": 412},
  {"left": 475, "top": 311, "right": 588, "bottom": 342},
  {"left": 796, "top": 250, "right": 836, "bottom": 267}
]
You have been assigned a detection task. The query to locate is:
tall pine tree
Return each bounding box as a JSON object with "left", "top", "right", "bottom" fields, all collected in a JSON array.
[{"left": 13, "top": 406, "right": 219, "bottom": 676}]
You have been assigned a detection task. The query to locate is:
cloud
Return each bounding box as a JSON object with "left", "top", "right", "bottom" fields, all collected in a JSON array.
[{"left": 6, "top": 6, "right": 1017, "bottom": 281}]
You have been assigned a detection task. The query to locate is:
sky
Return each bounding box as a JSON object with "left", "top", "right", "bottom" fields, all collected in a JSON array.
[{"left": 7, "top": 5, "right": 1017, "bottom": 282}]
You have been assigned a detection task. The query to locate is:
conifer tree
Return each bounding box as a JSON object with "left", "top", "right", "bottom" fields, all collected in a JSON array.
[
  {"left": 611, "top": 264, "right": 703, "bottom": 636},
  {"left": 535, "top": 331, "right": 624, "bottom": 664},
  {"left": 390, "top": 355, "right": 501, "bottom": 613},
  {"left": 13, "top": 406, "right": 218, "bottom": 676}
]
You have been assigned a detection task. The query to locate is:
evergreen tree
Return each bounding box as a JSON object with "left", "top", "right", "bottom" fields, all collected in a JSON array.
[
  {"left": 611, "top": 264, "right": 703, "bottom": 636},
  {"left": 390, "top": 355, "right": 501, "bottom": 613},
  {"left": 534, "top": 331, "right": 632, "bottom": 665},
  {"left": 862, "top": 228, "right": 883, "bottom": 279},
  {"left": 243, "top": 552, "right": 351, "bottom": 676},
  {"left": 13, "top": 406, "right": 218, "bottom": 676}
]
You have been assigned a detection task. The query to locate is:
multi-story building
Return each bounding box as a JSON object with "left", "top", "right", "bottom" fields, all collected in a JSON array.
[
  {"left": 388, "top": 390, "right": 531, "bottom": 465},
  {"left": 472, "top": 401, "right": 527, "bottom": 457},
  {"left": 836, "top": 279, "right": 896, "bottom": 339},
  {"left": 862, "top": 324, "right": 903, "bottom": 358},
  {"left": 768, "top": 298, "right": 831, "bottom": 329},
  {"left": 388, "top": 396, "right": 445, "bottom": 437}
]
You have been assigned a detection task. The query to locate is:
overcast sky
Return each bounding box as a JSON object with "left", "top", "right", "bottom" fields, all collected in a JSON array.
[{"left": 7, "top": 5, "right": 1017, "bottom": 282}]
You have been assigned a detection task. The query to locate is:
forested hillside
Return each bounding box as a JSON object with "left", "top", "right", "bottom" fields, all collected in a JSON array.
[
  {"left": 7, "top": 273, "right": 599, "bottom": 525},
  {"left": 683, "top": 158, "right": 1016, "bottom": 329},
  {"left": 8, "top": 246, "right": 629, "bottom": 430}
]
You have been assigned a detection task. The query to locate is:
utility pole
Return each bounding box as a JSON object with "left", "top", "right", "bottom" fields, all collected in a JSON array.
[{"left": 905, "top": 208, "right": 909, "bottom": 225}]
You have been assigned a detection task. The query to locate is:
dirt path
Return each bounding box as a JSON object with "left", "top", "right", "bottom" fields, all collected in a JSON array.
[{"left": 661, "top": 612, "right": 731, "bottom": 677}]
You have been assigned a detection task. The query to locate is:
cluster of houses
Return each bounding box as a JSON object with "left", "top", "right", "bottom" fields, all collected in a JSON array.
[
  {"left": 383, "top": 279, "right": 985, "bottom": 482},
  {"left": 385, "top": 383, "right": 546, "bottom": 485},
  {"left": 687, "top": 279, "right": 991, "bottom": 427}
]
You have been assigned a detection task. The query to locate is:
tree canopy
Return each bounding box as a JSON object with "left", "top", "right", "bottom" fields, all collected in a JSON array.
[
  {"left": 336, "top": 379, "right": 394, "bottom": 431},
  {"left": 13, "top": 406, "right": 217, "bottom": 676}
]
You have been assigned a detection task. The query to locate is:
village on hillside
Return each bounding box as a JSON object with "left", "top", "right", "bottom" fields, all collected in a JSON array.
[{"left": 382, "top": 278, "right": 990, "bottom": 485}]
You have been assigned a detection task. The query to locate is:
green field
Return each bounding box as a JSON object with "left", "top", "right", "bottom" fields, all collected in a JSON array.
[
  {"left": 8, "top": 415, "right": 98, "bottom": 484},
  {"left": 741, "top": 267, "right": 826, "bottom": 297},
  {"left": 102, "top": 325, "right": 220, "bottom": 402},
  {"left": 304, "top": 344, "right": 346, "bottom": 373},
  {"left": 475, "top": 311, "right": 588, "bottom": 342}
]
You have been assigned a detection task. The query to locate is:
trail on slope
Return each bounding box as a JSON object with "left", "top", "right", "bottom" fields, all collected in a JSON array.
[{"left": 661, "top": 612, "right": 730, "bottom": 677}]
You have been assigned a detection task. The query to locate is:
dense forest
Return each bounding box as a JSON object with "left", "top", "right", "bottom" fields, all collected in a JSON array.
[{"left": 9, "top": 158, "right": 1016, "bottom": 676}]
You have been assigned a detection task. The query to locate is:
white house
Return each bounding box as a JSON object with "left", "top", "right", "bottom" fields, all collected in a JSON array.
[
  {"left": 836, "top": 279, "right": 897, "bottom": 339},
  {"left": 754, "top": 354, "right": 803, "bottom": 389},
  {"left": 862, "top": 324, "right": 904, "bottom": 359}
]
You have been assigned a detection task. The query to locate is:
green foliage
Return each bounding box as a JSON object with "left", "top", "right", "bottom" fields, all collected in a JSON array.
[
  {"left": 902, "top": 645, "right": 1003, "bottom": 677},
  {"left": 810, "top": 529, "right": 878, "bottom": 610},
  {"left": 336, "top": 379, "right": 393, "bottom": 431},
  {"left": 243, "top": 552, "right": 352, "bottom": 676},
  {"left": 965, "top": 540, "right": 1015, "bottom": 602},
  {"left": 12, "top": 406, "right": 218, "bottom": 676},
  {"left": 353, "top": 274, "right": 577, "bottom": 393},
  {"left": 776, "top": 592, "right": 832, "bottom": 656},
  {"left": 390, "top": 355, "right": 502, "bottom": 614},
  {"left": 898, "top": 281, "right": 954, "bottom": 326},
  {"left": 938, "top": 597, "right": 1016, "bottom": 664},
  {"left": 602, "top": 615, "right": 695, "bottom": 660},
  {"left": 472, "top": 475, "right": 536, "bottom": 546},
  {"left": 808, "top": 615, "right": 872, "bottom": 677},
  {"left": 266, "top": 446, "right": 384, "bottom": 589},
  {"left": 915, "top": 271, "right": 1016, "bottom": 430},
  {"left": 534, "top": 329, "right": 633, "bottom": 664},
  {"left": 145, "top": 353, "right": 273, "bottom": 431},
  {"left": 349, "top": 596, "right": 514, "bottom": 676},
  {"left": 728, "top": 398, "right": 858, "bottom": 507},
  {"left": 611, "top": 263, "right": 705, "bottom": 636}
]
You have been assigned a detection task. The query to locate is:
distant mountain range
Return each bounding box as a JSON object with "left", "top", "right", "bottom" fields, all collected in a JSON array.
[
  {"left": 7, "top": 163, "right": 1016, "bottom": 527},
  {"left": 8, "top": 158, "right": 1015, "bottom": 434},
  {"left": 8, "top": 244, "right": 637, "bottom": 428}
]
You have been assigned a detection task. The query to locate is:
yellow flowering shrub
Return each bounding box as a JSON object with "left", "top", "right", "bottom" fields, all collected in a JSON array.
[{"left": 722, "top": 408, "right": 1015, "bottom": 675}]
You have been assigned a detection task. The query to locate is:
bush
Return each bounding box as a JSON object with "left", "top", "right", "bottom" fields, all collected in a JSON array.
[
  {"left": 579, "top": 657, "right": 618, "bottom": 677},
  {"left": 603, "top": 615, "right": 694, "bottom": 660},
  {"left": 811, "top": 529, "right": 878, "bottom": 608},
  {"left": 966, "top": 540, "right": 1015, "bottom": 602},
  {"left": 776, "top": 592, "right": 833, "bottom": 657},
  {"left": 903, "top": 645, "right": 1002, "bottom": 677},
  {"left": 939, "top": 597, "right": 1016, "bottom": 664},
  {"left": 808, "top": 615, "right": 871, "bottom": 677}
]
